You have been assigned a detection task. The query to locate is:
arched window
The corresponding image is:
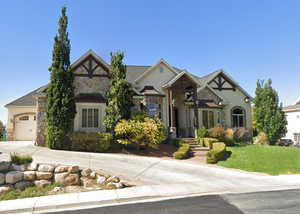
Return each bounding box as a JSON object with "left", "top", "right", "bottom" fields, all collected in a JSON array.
[{"left": 231, "top": 106, "right": 246, "bottom": 128}]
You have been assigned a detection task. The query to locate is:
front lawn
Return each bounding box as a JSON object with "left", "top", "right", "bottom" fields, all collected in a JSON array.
[{"left": 218, "top": 145, "right": 300, "bottom": 175}]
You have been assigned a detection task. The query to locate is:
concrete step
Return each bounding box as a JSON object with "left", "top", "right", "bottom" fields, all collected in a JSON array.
[{"left": 190, "top": 147, "right": 209, "bottom": 152}]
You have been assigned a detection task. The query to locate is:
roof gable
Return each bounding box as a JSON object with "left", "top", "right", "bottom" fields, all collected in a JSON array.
[{"left": 134, "top": 59, "right": 179, "bottom": 83}]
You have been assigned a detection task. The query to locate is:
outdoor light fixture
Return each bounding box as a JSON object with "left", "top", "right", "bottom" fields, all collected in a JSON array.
[{"left": 244, "top": 97, "right": 250, "bottom": 103}]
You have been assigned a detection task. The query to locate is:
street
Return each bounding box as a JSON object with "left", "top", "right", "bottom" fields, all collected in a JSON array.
[{"left": 48, "top": 189, "right": 300, "bottom": 214}]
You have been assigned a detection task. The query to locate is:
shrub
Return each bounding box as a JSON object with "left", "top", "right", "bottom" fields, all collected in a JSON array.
[
  {"left": 234, "top": 128, "right": 252, "bottom": 142},
  {"left": 197, "top": 128, "right": 208, "bottom": 138},
  {"left": 70, "top": 132, "right": 112, "bottom": 152},
  {"left": 10, "top": 153, "right": 33, "bottom": 165},
  {"left": 170, "top": 138, "right": 186, "bottom": 147},
  {"left": 254, "top": 132, "right": 269, "bottom": 146},
  {"left": 115, "top": 117, "right": 166, "bottom": 150},
  {"left": 208, "top": 126, "right": 226, "bottom": 140},
  {"left": 199, "top": 137, "right": 218, "bottom": 149},
  {"left": 173, "top": 143, "right": 190, "bottom": 159},
  {"left": 206, "top": 142, "right": 226, "bottom": 164},
  {"left": 224, "top": 128, "right": 235, "bottom": 146}
]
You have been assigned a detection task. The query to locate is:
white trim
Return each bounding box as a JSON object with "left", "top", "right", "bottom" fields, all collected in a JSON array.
[
  {"left": 205, "top": 69, "right": 253, "bottom": 100},
  {"left": 70, "top": 50, "right": 110, "bottom": 71},
  {"left": 134, "top": 59, "right": 179, "bottom": 83},
  {"left": 162, "top": 71, "right": 200, "bottom": 88}
]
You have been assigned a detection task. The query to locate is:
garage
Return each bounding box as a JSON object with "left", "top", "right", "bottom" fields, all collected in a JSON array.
[{"left": 14, "top": 114, "right": 37, "bottom": 141}]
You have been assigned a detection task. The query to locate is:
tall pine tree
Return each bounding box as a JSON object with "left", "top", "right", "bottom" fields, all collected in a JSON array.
[
  {"left": 253, "top": 79, "right": 287, "bottom": 144},
  {"left": 104, "top": 52, "right": 134, "bottom": 133},
  {"left": 46, "top": 7, "right": 76, "bottom": 149}
]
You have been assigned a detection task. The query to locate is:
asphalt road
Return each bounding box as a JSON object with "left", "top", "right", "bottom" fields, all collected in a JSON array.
[
  {"left": 49, "top": 189, "right": 300, "bottom": 214},
  {"left": 49, "top": 195, "right": 244, "bottom": 214}
]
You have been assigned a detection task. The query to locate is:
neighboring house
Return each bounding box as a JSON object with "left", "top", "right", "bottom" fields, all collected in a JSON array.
[
  {"left": 283, "top": 101, "right": 300, "bottom": 145},
  {"left": 5, "top": 50, "right": 253, "bottom": 144}
]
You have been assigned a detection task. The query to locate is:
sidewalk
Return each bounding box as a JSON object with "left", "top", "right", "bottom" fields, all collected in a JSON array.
[{"left": 1, "top": 182, "right": 300, "bottom": 214}]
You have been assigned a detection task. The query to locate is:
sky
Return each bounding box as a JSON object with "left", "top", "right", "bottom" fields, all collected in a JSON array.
[{"left": 1, "top": 0, "right": 300, "bottom": 124}]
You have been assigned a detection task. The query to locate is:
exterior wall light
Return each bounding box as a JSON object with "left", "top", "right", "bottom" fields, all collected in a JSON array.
[{"left": 244, "top": 97, "right": 250, "bottom": 103}]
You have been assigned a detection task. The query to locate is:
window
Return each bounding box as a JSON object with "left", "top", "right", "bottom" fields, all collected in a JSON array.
[
  {"left": 34, "top": 116, "right": 36, "bottom": 121},
  {"left": 231, "top": 106, "right": 245, "bottom": 128},
  {"left": 159, "top": 66, "right": 164, "bottom": 73},
  {"left": 147, "top": 103, "right": 162, "bottom": 119},
  {"left": 202, "top": 110, "right": 214, "bottom": 129},
  {"left": 19, "top": 116, "right": 29, "bottom": 121},
  {"left": 294, "top": 133, "right": 300, "bottom": 144},
  {"left": 82, "top": 108, "right": 99, "bottom": 128}
]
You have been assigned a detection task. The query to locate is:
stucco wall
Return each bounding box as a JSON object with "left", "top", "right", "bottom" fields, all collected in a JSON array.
[
  {"left": 209, "top": 86, "right": 252, "bottom": 130},
  {"left": 6, "top": 106, "right": 37, "bottom": 140},
  {"left": 285, "top": 110, "right": 300, "bottom": 140}
]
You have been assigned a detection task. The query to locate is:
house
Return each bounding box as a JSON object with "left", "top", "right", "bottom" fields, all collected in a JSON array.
[
  {"left": 283, "top": 100, "right": 300, "bottom": 145},
  {"left": 5, "top": 50, "right": 253, "bottom": 145}
]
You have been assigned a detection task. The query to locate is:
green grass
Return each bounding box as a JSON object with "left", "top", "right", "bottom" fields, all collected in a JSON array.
[
  {"left": 0, "top": 183, "right": 63, "bottom": 201},
  {"left": 218, "top": 145, "right": 300, "bottom": 175},
  {"left": 10, "top": 152, "right": 33, "bottom": 165}
]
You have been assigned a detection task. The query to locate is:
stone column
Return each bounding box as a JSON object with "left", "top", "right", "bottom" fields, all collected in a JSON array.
[{"left": 35, "top": 93, "right": 47, "bottom": 147}]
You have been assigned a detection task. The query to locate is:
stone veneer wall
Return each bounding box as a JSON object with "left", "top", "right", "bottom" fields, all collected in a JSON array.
[{"left": 35, "top": 94, "right": 47, "bottom": 147}]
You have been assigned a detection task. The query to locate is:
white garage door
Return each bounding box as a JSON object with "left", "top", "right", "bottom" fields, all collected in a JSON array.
[{"left": 15, "top": 114, "right": 37, "bottom": 141}]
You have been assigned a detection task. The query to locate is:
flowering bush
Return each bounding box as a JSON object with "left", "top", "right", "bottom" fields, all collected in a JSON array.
[{"left": 115, "top": 117, "right": 166, "bottom": 150}]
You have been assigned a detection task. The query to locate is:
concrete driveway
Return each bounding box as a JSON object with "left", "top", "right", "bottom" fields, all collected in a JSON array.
[{"left": 2, "top": 141, "right": 300, "bottom": 194}]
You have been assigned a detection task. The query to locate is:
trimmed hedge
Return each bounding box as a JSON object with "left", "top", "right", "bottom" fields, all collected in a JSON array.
[
  {"left": 173, "top": 143, "right": 190, "bottom": 159},
  {"left": 206, "top": 142, "right": 226, "bottom": 164},
  {"left": 198, "top": 137, "right": 218, "bottom": 149},
  {"left": 70, "top": 132, "right": 112, "bottom": 153}
]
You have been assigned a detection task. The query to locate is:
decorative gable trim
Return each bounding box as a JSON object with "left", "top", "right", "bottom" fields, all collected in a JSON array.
[
  {"left": 71, "top": 50, "right": 111, "bottom": 79},
  {"left": 206, "top": 69, "right": 253, "bottom": 100},
  {"left": 209, "top": 72, "right": 236, "bottom": 91},
  {"left": 134, "top": 59, "right": 179, "bottom": 83},
  {"left": 162, "top": 71, "right": 200, "bottom": 88}
]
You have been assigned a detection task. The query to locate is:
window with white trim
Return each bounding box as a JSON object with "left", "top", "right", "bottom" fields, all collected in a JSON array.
[
  {"left": 202, "top": 110, "right": 214, "bottom": 129},
  {"left": 81, "top": 108, "right": 99, "bottom": 128}
]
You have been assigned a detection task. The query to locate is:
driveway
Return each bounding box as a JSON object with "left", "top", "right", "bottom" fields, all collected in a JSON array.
[{"left": 2, "top": 141, "right": 300, "bottom": 194}]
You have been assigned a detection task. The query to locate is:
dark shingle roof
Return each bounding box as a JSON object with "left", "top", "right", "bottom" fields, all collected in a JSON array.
[{"left": 5, "top": 85, "right": 47, "bottom": 107}]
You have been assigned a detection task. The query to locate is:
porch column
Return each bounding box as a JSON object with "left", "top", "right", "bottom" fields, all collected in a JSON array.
[
  {"left": 193, "top": 86, "right": 199, "bottom": 129},
  {"left": 168, "top": 88, "right": 176, "bottom": 138}
]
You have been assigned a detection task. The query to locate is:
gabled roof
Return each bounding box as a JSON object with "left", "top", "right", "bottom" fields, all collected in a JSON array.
[
  {"left": 283, "top": 100, "right": 300, "bottom": 112},
  {"left": 71, "top": 50, "right": 110, "bottom": 71},
  {"left": 140, "top": 86, "right": 164, "bottom": 96},
  {"left": 197, "top": 69, "right": 253, "bottom": 100},
  {"left": 162, "top": 71, "right": 200, "bottom": 88},
  {"left": 134, "top": 59, "right": 180, "bottom": 83},
  {"left": 5, "top": 85, "right": 47, "bottom": 107},
  {"left": 197, "top": 84, "right": 225, "bottom": 101}
]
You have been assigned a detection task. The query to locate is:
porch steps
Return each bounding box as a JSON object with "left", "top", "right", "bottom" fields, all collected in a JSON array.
[{"left": 179, "top": 138, "right": 210, "bottom": 152}]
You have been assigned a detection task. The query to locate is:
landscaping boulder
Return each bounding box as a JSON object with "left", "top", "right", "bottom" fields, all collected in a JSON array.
[
  {"left": 90, "top": 171, "right": 96, "bottom": 179},
  {"left": 24, "top": 171, "right": 36, "bottom": 181},
  {"left": 55, "top": 172, "right": 80, "bottom": 185},
  {"left": 36, "top": 172, "right": 53, "bottom": 180},
  {"left": 81, "top": 168, "right": 92, "bottom": 177},
  {"left": 38, "top": 164, "right": 55, "bottom": 172},
  {"left": 96, "top": 175, "right": 106, "bottom": 185},
  {"left": 12, "top": 164, "right": 27, "bottom": 171},
  {"left": 0, "top": 161, "right": 10, "bottom": 171},
  {"left": 14, "top": 181, "right": 33, "bottom": 190},
  {"left": 6, "top": 171, "right": 23, "bottom": 184},
  {"left": 68, "top": 165, "right": 80, "bottom": 173},
  {"left": 0, "top": 173, "right": 5, "bottom": 185},
  {"left": 0, "top": 186, "right": 12, "bottom": 195},
  {"left": 80, "top": 177, "right": 97, "bottom": 188},
  {"left": 34, "top": 180, "right": 51, "bottom": 188},
  {"left": 107, "top": 176, "right": 120, "bottom": 183},
  {"left": 26, "top": 162, "right": 38, "bottom": 171},
  {"left": 54, "top": 166, "right": 69, "bottom": 173},
  {"left": 52, "top": 186, "right": 64, "bottom": 193}
]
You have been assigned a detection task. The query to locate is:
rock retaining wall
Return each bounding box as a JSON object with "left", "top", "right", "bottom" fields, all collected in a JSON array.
[{"left": 0, "top": 161, "right": 124, "bottom": 195}]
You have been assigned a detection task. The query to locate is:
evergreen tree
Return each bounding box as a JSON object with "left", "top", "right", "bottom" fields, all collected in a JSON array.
[
  {"left": 46, "top": 7, "right": 76, "bottom": 149},
  {"left": 0, "top": 120, "right": 5, "bottom": 140},
  {"left": 104, "top": 52, "right": 134, "bottom": 133},
  {"left": 253, "top": 79, "right": 287, "bottom": 144}
]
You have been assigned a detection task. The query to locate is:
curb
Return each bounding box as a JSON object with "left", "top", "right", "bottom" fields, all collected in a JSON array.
[{"left": 1, "top": 184, "right": 300, "bottom": 214}]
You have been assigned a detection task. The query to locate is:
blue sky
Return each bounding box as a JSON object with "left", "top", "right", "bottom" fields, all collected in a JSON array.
[{"left": 1, "top": 0, "right": 300, "bottom": 124}]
